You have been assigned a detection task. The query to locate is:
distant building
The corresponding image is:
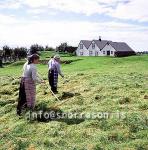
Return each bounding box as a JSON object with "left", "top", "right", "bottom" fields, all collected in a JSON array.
[
  {"left": 137, "top": 51, "right": 148, "bottom": 55},
  {"left": 76, "top": 37, "right": 136, "bottom": 57}
]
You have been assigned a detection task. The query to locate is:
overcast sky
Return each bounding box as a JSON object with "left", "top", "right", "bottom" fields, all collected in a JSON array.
[{"left": 0, "top": 0, "right": 148, "bottom": 51}]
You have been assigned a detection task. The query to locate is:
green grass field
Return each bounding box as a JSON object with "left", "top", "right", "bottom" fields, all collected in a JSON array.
[{"left": 0, "top": 52, "right": 148, "bottom": 150}]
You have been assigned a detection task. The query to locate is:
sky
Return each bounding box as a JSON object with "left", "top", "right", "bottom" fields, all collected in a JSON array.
[{"left": 0, "top": 0, "right": 148, "bottom": 51}]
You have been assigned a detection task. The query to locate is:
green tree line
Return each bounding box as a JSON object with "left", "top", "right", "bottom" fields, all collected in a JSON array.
[{"left": 0, "top": 44, "right": 55, "bottom": 67}]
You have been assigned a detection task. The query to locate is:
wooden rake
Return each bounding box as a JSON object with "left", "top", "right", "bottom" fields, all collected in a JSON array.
[{"left": 43, "top": 82, "right": 72, "bottom": 109}]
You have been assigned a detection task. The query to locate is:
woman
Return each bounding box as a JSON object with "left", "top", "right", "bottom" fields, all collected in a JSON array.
[
  {"left": 17, "top": 54, "right": 44, "bottom": 115},
  {"left": 48, "top": 55, "right": 64, "bottom": 93}
]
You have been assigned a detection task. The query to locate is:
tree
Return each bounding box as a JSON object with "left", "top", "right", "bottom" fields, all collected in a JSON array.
[
  {"left": 56, "top": 43, "right": 68, "bottom": 52},
  {"left": 0, "top": 50, "right": 3, "bottom": 67},
  {"left": 13, "top": 47, "right": 27, "bottom": 61},
  {"left": 3, "top": 45, "right": 13, "bottom": 62},
  {"left": 56, "top": 43, "right": 77, "bottom": 54},
  {"left": 19, "top": 47, "right": 27, "bottom": 60},
  {"left": 45, "top": 45, "right": 55, "bottom": 51},
  {"left": 13, "top": 47, "right": 20, "bottom": 61},
  {"left": 29, "top": 44, "right": 44, "bottom": 55},
  {"left": 65, "top": 46, "right": 77, "bottom": 54}
]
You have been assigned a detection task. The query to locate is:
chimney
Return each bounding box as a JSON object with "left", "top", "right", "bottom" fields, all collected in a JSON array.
[{"left": 99, "top": 36, "right": 101, "bottom": 41}]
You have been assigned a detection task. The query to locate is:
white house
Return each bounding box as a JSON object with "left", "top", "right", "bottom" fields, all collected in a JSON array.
[
  {"left": 76, "top": 40, "right": 91, "bottom": 56},
  {"left": 76, "top": 37, "right": 135, "bottom": 57}
]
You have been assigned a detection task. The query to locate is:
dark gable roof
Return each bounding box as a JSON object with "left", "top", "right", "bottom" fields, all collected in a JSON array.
[
  {"left": 81, "top": 40, "right": 92, "bottom": 49},
  {"left": 93, "top": 40, "right": 109, "bottom": 50},
  {"left": 110, "top": 42, "right": 134, "bottom": 52},
  {"left": 80, "top": 39, "right": 135, "bottom": 52}
]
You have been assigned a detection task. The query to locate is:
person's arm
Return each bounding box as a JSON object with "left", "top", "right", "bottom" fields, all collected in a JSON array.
[
  {"left": 37, "top": 73, "right": 45, "bottom": 84},
  {"left": 23, "top": 61, "right": 28, "bottom": 70},
  {"left": 22, "top": 61, "right": 28, "bottom": 76},
  {"left": 32, "top": 66, "right": 42, "bottom": 83},
  {"left": 48, "top": 61, "right": 51, "bottom": 69},
  {"left": 56, "top": 63, "right": 64, "bottom": 78}
]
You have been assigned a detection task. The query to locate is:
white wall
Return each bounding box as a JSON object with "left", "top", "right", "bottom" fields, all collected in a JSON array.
[
  {"left": 76, "top": 41, "right": 116, "bottom": 57},
  {"left": 76, "top": 41, "right": 89, "bottom": 56},
  {"left": 101, "top": 44, "right": 116, "bottom": 56},
  {"left": 88, "top": 41, "right": 101, "bottom": 56}
]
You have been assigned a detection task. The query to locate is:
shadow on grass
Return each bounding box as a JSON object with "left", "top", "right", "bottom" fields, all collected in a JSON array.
[
  {"left": 27, "top": 102, "right": 85, "bottom": 125},
  {"left": 59, "top": 92, "right": 75, "bottom": 100}
]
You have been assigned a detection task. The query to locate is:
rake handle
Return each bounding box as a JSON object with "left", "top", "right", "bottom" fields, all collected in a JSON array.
[{"left": 44, "top": 83, "right": 60, "bottom": 102}]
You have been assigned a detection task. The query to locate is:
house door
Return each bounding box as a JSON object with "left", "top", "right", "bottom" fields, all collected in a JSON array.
[
  {"left": 107, "top": 51, "right": 110, "bottom": 56},
  {"left": 95, "top": 51, "right": 98, "bottom": 56}
]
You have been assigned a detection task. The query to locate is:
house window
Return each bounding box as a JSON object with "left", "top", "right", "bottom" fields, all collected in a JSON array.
[
  {"left": 89, "top": 51, "right": 93, "bottom": 56},
  {"left": 111, "top": 51, "right": 113, "bottom": 54},
  {"left": 92, "top": 43, "right": 95, "bottom": 49},
  {"left": 103, "top": 51, "right": 105, "bottom": 54},
  {"left": 80, "top": 52, "right": 83, "bottom": 56},
  {"left": 80, "top": 44, "right": 83, "bottom": 49}
]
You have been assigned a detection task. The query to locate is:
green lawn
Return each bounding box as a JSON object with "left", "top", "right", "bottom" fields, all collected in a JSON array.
[{"left": 0, "top": 52, "right": 148, "bottom": 150}]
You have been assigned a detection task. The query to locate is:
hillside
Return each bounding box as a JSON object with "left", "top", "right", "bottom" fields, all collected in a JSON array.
[{"left": 0, "top": 53, "right": 148, "bottom": 150}]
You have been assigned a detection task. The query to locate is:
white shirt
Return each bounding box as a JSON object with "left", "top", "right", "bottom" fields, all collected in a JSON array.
[
  {"left": 22, "top": 62, "right": 42, "bottom": 83},
  {"left": 48, "top": 59, "right": 64, "bottom": 77},
  {"left": 48, "top": 58, "right": 54, "bottom": 70}
]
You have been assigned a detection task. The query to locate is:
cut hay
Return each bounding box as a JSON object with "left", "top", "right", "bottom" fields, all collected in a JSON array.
[
  {"left": 11, "top": 79, "right": 20, "bottom": 85},
  {"left": 0, "top": 100, "right": 15, "bottom": 106},
  {"left": 60, "top": 92, "right": 75, "bottom": 100},
  {"left": 0, "top": 87, "right": 13, "bottom": 95},
  {"left": 59, "top": 92, "right": 81, "bottom": 100}
]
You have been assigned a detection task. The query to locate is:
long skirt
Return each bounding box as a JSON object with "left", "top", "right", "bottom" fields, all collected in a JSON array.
[
  {"left": 48, "top": 69, "right": 58, "bottom": 92},
  {"left": 17, "top": 77, "right": 36, "bottom": 115}
]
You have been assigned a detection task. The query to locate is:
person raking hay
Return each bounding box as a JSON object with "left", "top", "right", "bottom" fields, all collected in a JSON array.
[
  {"left": 17, "top": 54, "right": 45, "bottom": 116},
  {"left": 48, "top": 55, "right": 64, "bottom": 94}
]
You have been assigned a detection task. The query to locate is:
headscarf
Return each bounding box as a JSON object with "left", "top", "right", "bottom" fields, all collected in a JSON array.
[{"left": 54, "top": 54, "right": 60, "bottom": 59}]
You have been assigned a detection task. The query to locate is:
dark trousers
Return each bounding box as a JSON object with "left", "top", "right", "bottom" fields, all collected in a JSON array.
[
  {"left": 17, "top": 81, "right": 27, "bottom": 115},
  {"left": 48, "top": 70, "right": 58, "bottom": 92}
]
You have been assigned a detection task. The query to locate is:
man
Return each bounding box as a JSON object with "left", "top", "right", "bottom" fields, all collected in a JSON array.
[{"left": 48, "top": 55, "right": 64, "bottom": 93}]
